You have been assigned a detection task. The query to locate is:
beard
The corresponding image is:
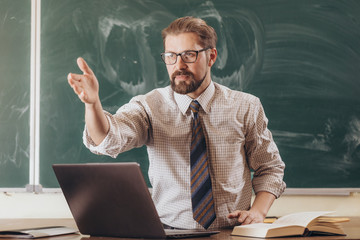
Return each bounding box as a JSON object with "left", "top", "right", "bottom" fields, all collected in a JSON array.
[{"left": 170, "top": 70, "right": 207, "bottom": 95}]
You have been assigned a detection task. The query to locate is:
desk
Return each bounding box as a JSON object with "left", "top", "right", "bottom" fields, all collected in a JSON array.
[{"left": 0, "top": 218, "right": 359, "bottom": 240}]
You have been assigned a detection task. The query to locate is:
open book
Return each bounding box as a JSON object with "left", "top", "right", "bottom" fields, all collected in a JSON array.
[
  {"left": 231, "top": 211, "right": 347, "bottom": 238},
  {"left": 0, "top": 226, "right": 78, "bottom": 239}
]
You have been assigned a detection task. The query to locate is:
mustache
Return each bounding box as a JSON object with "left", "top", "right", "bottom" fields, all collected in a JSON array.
[{"left": 171, "top": 70, "right": 194, "bottom": 80}]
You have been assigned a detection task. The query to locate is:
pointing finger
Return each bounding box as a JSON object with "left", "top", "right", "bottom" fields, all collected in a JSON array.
[{"left": 77, "top": 57, "right": 94, "bottom": 75}]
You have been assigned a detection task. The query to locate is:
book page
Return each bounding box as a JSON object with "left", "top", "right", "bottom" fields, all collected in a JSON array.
[
  {"left": 234, "top": 223, "right": 298, "bottom": 230},
  {"left": 24, "top": 227, "right": 78, "bottom": 238},
  {"left": 273, "top": 211, "right": 332, "bottom": 227},
  {"left": 232, "top": 223, "right": 306, "bottom": 238},
  {"left": 0, "top": 227, "right": 78, "bottom": 239},
  {"left": 236, "top": 223, "right": 274, "bottom": 230}
]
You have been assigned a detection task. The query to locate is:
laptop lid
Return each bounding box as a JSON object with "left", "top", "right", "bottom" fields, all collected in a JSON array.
[
  {"left": 53, "top": 162, "right": 167, "bottom": 238},
  {"left": 53, "top": 162, "right": 219, "bottom": 239}
]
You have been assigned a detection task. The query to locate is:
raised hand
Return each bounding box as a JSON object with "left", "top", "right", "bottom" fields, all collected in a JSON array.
[
  {"left": 67, "top": 57, "right": 100, "bottom": 105},
  {"left": 67, "top": 57, "right": 109, "bottom": 145}
]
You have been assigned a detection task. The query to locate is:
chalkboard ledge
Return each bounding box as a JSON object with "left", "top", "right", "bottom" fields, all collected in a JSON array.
[
  {"left": 1, "top": 187, "right": 360, "bottom": 196},
  {"left": 284, "top": 188, "right": 360, "bottom": 196}
]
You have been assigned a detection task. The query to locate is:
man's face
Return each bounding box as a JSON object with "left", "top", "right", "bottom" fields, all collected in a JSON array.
[{"left": 164, "top": 33, "right": 212, "bottom": 98}]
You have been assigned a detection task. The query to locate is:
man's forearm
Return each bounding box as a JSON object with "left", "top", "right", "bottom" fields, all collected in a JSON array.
[
  {"left": 85, "top": 100, "right": 109, "bottom": 146},
  {"left": 250, "top": 191, "right": 276, "bottom": 218}
]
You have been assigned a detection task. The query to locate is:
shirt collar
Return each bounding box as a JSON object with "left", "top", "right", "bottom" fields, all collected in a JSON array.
[{"left": 174, "top": 81, "right": 215, "bottom": 115}]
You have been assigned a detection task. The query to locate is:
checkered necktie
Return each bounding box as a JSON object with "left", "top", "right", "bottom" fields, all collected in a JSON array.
[{"left": 189, "top": 100, "right": 216, "bottom": 229}]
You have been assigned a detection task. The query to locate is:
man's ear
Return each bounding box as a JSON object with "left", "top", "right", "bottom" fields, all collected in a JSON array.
[{"left": 208, "top": 48, "right": 217, "bottom": 67}]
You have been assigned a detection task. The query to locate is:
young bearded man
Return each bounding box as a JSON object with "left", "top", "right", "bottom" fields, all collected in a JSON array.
[{"left": 67, "top": 16, "right": 286, "bottom": 230}]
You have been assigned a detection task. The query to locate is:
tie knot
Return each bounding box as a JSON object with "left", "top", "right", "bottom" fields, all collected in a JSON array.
[{"left": 189, "top": 100, "right": 200, "bottom": 113}]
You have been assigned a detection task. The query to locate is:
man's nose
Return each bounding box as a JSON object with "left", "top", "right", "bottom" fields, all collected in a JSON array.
[{"left": 174, "top": 55, "right": 188, "bottom": 70}]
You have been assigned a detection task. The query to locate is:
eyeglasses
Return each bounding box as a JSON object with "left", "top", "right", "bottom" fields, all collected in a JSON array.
[{"left": 161, "top": 47, "right": 210, "bottom": 65}]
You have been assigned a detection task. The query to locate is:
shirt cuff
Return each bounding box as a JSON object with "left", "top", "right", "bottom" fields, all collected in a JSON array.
[
  {"left": 82, "top": 113, "right": 117, "bottom": 158},
  {"left": 253, "top": 176, "right": 286, "bottom": 198}
]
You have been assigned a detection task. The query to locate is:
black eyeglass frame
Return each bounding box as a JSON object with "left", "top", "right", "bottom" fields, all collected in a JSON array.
[{"left": 160, "top": 47, "right": 211, "bottom": 65}]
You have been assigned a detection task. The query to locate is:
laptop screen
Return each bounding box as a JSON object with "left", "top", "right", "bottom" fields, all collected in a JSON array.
[{"left": 53, "top": 162, "right": 166, "bottom": 238}]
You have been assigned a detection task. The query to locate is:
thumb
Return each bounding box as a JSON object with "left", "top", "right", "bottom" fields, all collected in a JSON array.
[
  {"left": 79, "top": 90, "right": 87, "bottom": 102},
  {"left": 77, "top": 57, "right": 94, "bottom": 75}
]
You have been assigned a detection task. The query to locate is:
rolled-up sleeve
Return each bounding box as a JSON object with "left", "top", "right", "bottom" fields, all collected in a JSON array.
[
  {"left": 83, "top": 99, "right": 151, "bottom": 158},
  {"left": 244, "top": 98, "right": 286, "bottom": 198}
]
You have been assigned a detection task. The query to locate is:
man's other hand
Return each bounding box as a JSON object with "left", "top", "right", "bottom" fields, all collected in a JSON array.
[{"left": 227, "top": 209, "right": 265, "bottom": 225}]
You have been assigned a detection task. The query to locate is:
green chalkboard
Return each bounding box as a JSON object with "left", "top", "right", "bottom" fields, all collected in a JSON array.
[
  {"left": 0, "top": 0, "right": 31, "bottom": 188},
  {"left": 18, "top": 0, "right": 360, "bottom": 188}
]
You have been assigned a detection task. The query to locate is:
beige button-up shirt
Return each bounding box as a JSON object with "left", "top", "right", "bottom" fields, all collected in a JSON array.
[{"left": 84, "top": 81, "right": 286, "bottom": 229}]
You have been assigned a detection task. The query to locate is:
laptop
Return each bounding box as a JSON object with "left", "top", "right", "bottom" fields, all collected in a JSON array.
[{"left": 53, "top": 162, "right": 220, "bottom": 239}]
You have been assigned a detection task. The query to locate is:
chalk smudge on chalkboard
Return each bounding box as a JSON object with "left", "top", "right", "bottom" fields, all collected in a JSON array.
[
  {"left": 0, "top": 132, "right": 28, "bottom": 168},
  {"left": 0, "top": 29, "right": 30, "bottom": 167},
  {"left": 191, "top": 1, "right": 264, "bottom": 91},
  {"left": 70, "top": 0, "right": 265, "bottom": 97},
  {"left": 0, "top": 101, "right": 29, "bottom": 167},
  {"left": 343, "top": 117, "right": 360, "bottom": 163},
  {"left": 97, "top": 16, "right": 155, "bottom": 95},
  {"left": 72, "top": 9, "right": 155, "bottom": 96},
  {"left": 272, "top": 130, "right": 330, "bottom": 152},
  {"left": 273, "top": 115, "right": 360, "bottom": 167}
]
